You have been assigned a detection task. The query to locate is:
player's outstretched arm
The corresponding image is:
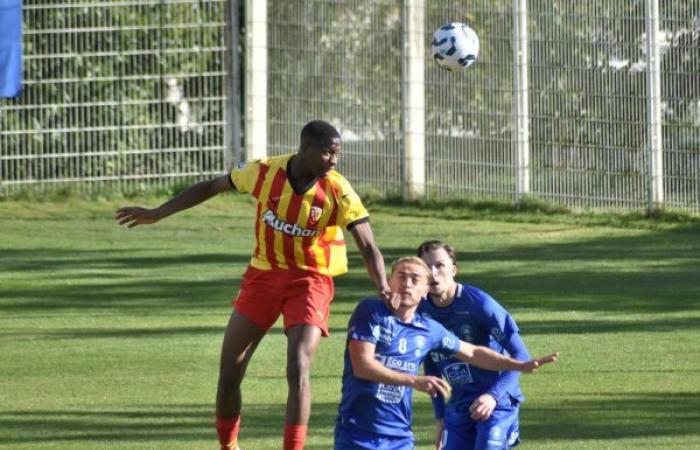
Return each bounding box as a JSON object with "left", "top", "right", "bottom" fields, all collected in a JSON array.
[
  {"left": 349, "top": 223, "right": 397, "bottom": 307},
  {"left": 455, "top": 341, "right": 558, "bottom": 373},
  {"left": 348, "top": 340, "right": 450, "bottom": 397},
  {"left": 115, "top": 174, "right": 232, "bottom": 228}
]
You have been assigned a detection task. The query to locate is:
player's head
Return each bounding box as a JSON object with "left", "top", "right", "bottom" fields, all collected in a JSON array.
[
  {"left": 389, "top": 256, "right": 433, "bottom": 308},
  {"left": 298, "top": 120, "right": 341, "bottom": 178},
  {"left": 417, "top": 240, "right": 457, "bottom": 297}
]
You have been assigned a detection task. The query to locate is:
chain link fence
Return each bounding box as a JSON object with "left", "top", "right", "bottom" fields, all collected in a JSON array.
[{"left": 1, "top": 0, "right": 699, "bottom": 212}]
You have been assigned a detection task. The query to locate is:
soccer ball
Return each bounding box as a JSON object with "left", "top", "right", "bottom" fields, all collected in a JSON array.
[{"left": 430, "top": 22, "right": 479, "bottom": 72}]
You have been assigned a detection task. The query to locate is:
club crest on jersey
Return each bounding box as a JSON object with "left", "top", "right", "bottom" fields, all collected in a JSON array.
[
  {"left": 460, "top": 325, "right": 474, "bottom": 342},
  {"left": 309, "top": 206, "right": 323, "bottom": 222},
  {"left": 490, "top": 327, "right": 505, "bottom": 342},
  {"left": 262, "top": 209, "right": 321, "bottom": 237}
]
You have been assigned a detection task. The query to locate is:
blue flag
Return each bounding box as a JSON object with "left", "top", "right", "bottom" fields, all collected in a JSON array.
[{"left": 0, "top": 0, "right": 22, "bottom": 98}]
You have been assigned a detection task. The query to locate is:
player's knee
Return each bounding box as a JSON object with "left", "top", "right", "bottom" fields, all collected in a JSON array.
[{"left": 286, "top": 353, "right": 313, "bottom": 384}]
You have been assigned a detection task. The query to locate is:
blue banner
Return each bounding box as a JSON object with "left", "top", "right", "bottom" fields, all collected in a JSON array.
[{"left": 0, "top": 0, "right": 22, "bottom": 98}]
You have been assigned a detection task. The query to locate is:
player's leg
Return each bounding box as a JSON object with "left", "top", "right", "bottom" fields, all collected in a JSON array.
[
  {"left": 215, "top": 311, "right": 266, "bottom": 449},
  {"left": 284, "top": 324, "right": 322, "bottom": 450},
  {"left": 216, "top": 311, "right": 267, "bottom": 416},
  {"left": 216, "top": 266, "right": 286, "bottom": 449},
  {"left": 281, "top": 270, "right": 335, "bottom": 450},
  {"left": 473, "top": 402, "right": 520, "bottom": 450}
]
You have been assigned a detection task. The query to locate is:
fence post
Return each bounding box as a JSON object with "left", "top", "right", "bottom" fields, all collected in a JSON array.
[
  {"left": 401, "top": 0, "right": 425, "bottom": 200},
  {"left": 513, "top": 0, "right": 530, "bottom": 200},
  {"left": 646, "top": 0, "right": 664, "bottom": 211},
  {"left": 224, "top": 0, "right": 243, "bottom": 169},
  {"left": 245, "top": 0, "right": 267, "bottom": 161}
]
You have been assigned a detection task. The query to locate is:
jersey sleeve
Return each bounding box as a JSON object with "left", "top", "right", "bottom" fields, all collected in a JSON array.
[
  {"left": 430, "top": 320, "right": 461, "bottom": 355},
  {"left": 347, "top": 300, "right": 381, "bottom": 344},
  {"left": 230, "top": 159, "right": 262, "bottom": 194},
  {"left": 333, "top": 176, "right": 369, "bottom": 228},
  {"left": 487, "top": 332, "right": 530, "bottom": 403},
  {"left": 474, "top": 288, "right": 531, "bottom": 402}
]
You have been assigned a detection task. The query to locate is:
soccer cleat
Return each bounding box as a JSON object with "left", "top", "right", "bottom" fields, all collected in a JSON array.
[{"left": 220, "top": 446, "right": 240, "bottom": 450}]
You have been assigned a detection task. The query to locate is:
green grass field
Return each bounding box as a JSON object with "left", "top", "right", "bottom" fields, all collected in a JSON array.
[{"left": 1, "top": 195, "right": 699, "bottom": 449}]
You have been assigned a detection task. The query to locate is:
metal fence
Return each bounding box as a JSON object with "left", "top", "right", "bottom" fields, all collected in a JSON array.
[
  {"left": 0, "top": 0, "right": 230, "bottom": 192},
  {"left": 1, "top": 0, "right": 699, "bottom": 213}
]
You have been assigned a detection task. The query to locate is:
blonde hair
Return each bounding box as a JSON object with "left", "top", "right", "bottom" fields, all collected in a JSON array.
[{"left": 391, "top": 256, "right": 433, "bottom": 283}]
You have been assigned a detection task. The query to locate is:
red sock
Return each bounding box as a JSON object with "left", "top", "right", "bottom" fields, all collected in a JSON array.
[
  {"left": 216, "top": 415, "right": 241, "bottom": 449},
  {"left": 283, "top": 424, "right": 308, "bottom": 450}
]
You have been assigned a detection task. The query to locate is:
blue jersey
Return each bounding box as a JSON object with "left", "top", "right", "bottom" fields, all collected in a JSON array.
[
  {"left": 418, "top": 284, "right": 530, "bottom": 419},
  {"left": 336, "top": 299, "right": 462, "bottom": 438}
]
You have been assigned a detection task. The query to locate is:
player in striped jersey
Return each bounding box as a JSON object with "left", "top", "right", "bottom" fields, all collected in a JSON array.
[{"left": 116, "top": 120, "right": 394, "bottom": 450}]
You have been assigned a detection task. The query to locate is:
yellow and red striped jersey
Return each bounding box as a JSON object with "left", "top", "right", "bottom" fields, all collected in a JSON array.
[{"left": 231, "top": 154, "right": 369, "bottom": 276}]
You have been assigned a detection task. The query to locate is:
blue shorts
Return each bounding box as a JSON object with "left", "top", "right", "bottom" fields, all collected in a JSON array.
[
  {"left": 440, "top": 401, "right": 521, "bottom": 450},
  {"left": 334, "top": 426, "right": 414, "bottom": 450}
]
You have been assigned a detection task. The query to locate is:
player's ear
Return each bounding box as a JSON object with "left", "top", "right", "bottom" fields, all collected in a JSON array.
[{"left": 451, "top": 264, "right": 457, "bottom": 278}]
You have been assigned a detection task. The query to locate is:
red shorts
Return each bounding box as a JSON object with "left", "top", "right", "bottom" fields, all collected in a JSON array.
[{"left": 233, "top": 266, "right": 335, "bottom": 337}]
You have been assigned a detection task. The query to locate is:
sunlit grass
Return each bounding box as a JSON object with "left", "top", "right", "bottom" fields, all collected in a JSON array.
[{"left": 1, "top": 195, "right": 699, "bottom": 449}]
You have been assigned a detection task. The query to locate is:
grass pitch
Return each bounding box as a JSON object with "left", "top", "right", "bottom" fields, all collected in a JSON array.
[{"left": 1, "top": 195, "right": 699, "bottom": 449}]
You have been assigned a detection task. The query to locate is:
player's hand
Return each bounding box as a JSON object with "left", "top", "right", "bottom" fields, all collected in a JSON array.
[
  {"left": 379, "top": 284, "right": 401, "bottom": 311},
  {"left": 115, "top": 206, "right": 161, "bottom": 228},
  {"left": 522, "top": 352, "right": 559, "bottom": 372},
  {"left": 412, "top": 375, "right": 451, "bottom": 398},
  {"left": 469, "top": 393, "right": 497, "bottom": 421}
]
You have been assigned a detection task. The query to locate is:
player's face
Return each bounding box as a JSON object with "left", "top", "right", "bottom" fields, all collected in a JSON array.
[
  {"left": 390, "top": 262, "right": 431, "bottom": 308},
  {"left": 303, "top": 137, "right": 341, "bottom": 178},
  {"left": 420, "top": 248, "right": 457, "bottom": 297}
]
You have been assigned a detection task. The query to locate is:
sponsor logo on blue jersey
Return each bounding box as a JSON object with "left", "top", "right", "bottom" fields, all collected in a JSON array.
[
  {"left": 376, "top": 354, "right": 417, "bottom": 373},
  {"left": 443, "top": 362, "right": 473, "bottom": 385},
  {"left": 376, "top": 383, "right": 405, "bottom": 404}
]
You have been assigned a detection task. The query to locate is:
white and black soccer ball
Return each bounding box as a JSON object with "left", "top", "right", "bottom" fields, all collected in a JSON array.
[{"left": 430, "top": 22, "right": 479, "bottom": 72}]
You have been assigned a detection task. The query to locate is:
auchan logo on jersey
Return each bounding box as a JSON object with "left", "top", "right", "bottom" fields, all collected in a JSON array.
[{"left": 262, "top": 209, "right": 321, "bottom": 237}]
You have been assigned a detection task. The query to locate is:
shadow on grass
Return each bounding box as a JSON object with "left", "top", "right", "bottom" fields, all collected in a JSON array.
[
  {"left": 0, "top": 325, "right": 226, "bottom": 341},
  {"left": 519, "top": 316, "right": 700, "bottom": 335},
  {"left": 0, "top": 392, "right": 700, "bottom": 444},
  {"left": 0, "top": 404, "right": 213, "bottom": 445},
  {"left": 1, "top": 223, "right": 698, "bottom": 320},
  {"left": 521, "top": 392, "right": 700, "bottom": 442},
  {"left": 1, "top": 392, "right": 698, "bottom": 447},
  {"left": 0, "top": 403, "right": 319, "bottom": 446}
]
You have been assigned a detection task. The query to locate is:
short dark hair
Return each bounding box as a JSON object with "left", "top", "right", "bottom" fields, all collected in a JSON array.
[
  {"left": 416, "top": 240, "right": 457, "bottom": 265},
  {"left": 300, "top": 120, "right": 340, "bottom": 151}
]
